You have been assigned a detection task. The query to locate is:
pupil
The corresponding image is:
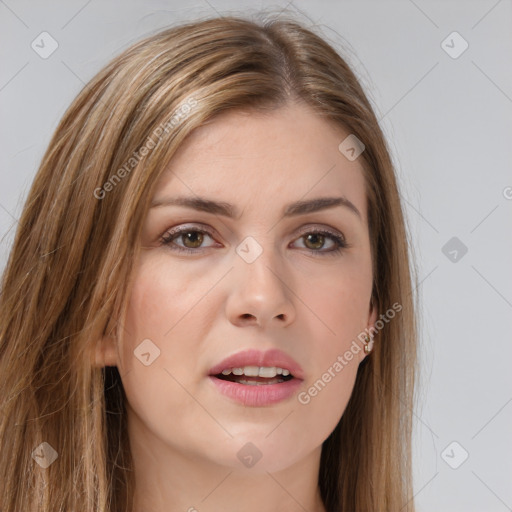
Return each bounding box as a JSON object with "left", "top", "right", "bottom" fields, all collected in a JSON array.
[
  {"left": 183, "top": 232, "right": 203, "bottom": 248},
  {"left": 305, "top": 233, "right": 324, "bottom": 250}
]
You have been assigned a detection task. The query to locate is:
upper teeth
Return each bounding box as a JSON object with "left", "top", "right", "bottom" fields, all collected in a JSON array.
[{"left": 221, "top": 366, "right": 291, "bottom": 378}]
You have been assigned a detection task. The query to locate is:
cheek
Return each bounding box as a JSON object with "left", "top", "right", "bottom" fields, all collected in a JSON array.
[
  {"left": 287, "top": 269, "right": 368, "bottom": 443},
  {"left": 117, "top": 259, "right": 185, "bottom": 384},
  {"left": 118, "top": 254, "right": 221, "bottom": 398},
  {"left": 117, "top": 261, "right": 214, "bottom": 444},
  {"left": 292, "top": 350, "right": 360, "bottom": 455},
  {"left": 122, "top": 255, "right": 212, "bottom": 344},
  {"left": 296, "top": 264, "right": 371, "bottom": 343}
]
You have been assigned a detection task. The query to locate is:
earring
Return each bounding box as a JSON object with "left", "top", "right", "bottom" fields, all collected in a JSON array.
[{"left": 363, "top": 334, "right": 374, "bottom": 354}]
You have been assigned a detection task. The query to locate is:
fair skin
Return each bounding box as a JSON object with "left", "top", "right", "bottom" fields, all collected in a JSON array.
[{"left": 95, "top": 102, "right": 377, "bottom": 512}]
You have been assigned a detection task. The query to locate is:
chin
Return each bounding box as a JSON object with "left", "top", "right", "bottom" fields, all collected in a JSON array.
[{"left": 202, "top": 434, "right": 309, "bottom": 474}]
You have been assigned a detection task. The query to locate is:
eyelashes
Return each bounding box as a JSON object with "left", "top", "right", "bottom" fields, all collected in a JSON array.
[
  {"left": 160, "top": 227, "right": 218, "bottom": 254},
  {"left": 160, "top": 224, "right": 349, "bottom": 257}
]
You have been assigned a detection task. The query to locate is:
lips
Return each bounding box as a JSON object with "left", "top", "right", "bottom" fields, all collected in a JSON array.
[
  {"left": 208, "top": 348, "right": 305, "bottom": 380},
  {"left": 207, "top": 348, "right": 305, "bottom": 406}
]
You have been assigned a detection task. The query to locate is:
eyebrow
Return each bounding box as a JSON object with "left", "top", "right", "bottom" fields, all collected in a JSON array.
[{"left": 150, "top": 195, "right": 362, "bottom": 220}]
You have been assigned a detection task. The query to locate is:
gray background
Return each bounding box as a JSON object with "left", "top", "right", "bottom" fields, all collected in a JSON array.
[{"left": 1, "top": 1, "right": 511, "bottom": 510}]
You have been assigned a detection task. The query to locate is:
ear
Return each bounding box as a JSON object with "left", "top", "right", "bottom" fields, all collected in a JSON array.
[
  {"left": 91, "top": 335, "right": 118, "bottom": 368},
  {"left": 358, "top": 298, "right": 378, "bottom": 364}
]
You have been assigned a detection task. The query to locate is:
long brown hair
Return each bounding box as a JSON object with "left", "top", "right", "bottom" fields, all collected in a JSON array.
[{"left": 0, "top": 11, "right": 418, "bottom": 511}]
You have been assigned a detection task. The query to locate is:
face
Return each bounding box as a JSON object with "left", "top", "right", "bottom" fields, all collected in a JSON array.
[{"left": 97, "top": 102, "right": 377, "bottom": 474}]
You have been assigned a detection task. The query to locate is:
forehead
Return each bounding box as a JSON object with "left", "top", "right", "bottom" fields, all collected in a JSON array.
[{"left": 155, "top": 103, "right": 368, "bottom": 220}]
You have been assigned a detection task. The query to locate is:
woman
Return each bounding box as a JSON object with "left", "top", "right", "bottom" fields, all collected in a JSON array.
[{"left": 0, "top": 12, "right": 418, "bottom": 512}]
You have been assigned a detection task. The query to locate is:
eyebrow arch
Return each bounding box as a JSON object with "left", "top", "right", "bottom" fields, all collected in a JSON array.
[{"left": 150, "top": 195, "right": 362, "bottom": 220}]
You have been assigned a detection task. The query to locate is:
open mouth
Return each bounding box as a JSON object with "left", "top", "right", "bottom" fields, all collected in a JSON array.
[
  {"left": 213, "top": 366, "right": 295, "bottom": 386},
  {"left": 208, "top": 358, "right": 303, "bottom": 406}
]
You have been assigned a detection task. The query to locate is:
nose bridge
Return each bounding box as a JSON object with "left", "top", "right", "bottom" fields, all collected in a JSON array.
[
  {"left": 227, "top": 233, "right": 295, "bottom": 326},
  {"left": 234, "top": 233, "right": 286, "bottom": 292}
]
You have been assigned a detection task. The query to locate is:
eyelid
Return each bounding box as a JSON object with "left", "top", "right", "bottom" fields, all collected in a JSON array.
[
  {"left": 161, "top": 222, "right": 344, "bottom": 241},
  {"left": 294, "top": 223, "right": 346, "bottom": 240},
  {"left": 160, "top": 223, "right": 218, "bottom": 246}
]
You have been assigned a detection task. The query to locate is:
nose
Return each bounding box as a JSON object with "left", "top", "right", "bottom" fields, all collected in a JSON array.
[{"left": 225, "top": 246, "right": 296, "bottom": 329}]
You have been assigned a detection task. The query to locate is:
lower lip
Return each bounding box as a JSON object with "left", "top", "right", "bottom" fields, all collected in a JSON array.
[{"left": 208, "top": 376, "right": 303, "bottom": 407}]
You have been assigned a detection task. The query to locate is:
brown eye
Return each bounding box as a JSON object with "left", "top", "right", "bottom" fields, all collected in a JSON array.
[
  {"left": 180, "top": 231, "right": 204, "bottom": 249},
  {"left": 303, "top": 233, "right": 326, "bottom": 250},
  {"left": 160, "top": 227, "right": 217, "bottom": 253},
  {"left": 291, "top": 228, "right": 348, "bottom": 257}
]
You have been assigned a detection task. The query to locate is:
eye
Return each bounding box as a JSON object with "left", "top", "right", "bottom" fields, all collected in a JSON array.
[
  {"left": 160, "top": 225, "right": 218, "bottom": 254},
  {"left": 291, "top": 228, "right": 348, "bottom": 257}
]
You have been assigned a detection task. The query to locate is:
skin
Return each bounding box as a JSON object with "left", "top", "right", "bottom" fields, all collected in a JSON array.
[{"left": 94, "top": 101, "right": 377, "bottom": 512}]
